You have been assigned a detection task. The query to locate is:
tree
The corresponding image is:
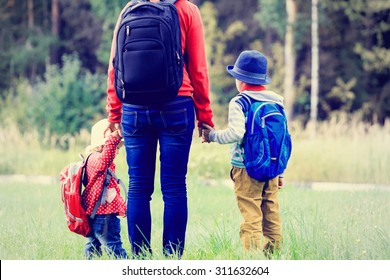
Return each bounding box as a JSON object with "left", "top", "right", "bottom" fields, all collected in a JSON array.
[
  {"left": 310, "top": 0, "right": 319, "bottom": 135},
  {"left": 256, "top": 0, "right": 307, "bottom": 121},
  {"left": 90, "top": 0, "right": 128, "bottom": 67},
  {"left": 201, "top": 2, "right": 247, "bottom": 100},
  {"left": 30, "top": 55, "right": 106, "bottom": 143},
  {"left": 199, "top": 1, "right": 249, "bottom": 124},
  {"left": 321, "top": 0, "right": 390, "bottom": 123},
  {"left": 0, "top": 0, "right": 15, "bottom": 95},
  {"left": 323, "top": 78, "right": 356, "bottom": 113},
  {"left": 348, "top": 1, "right": 390, "bottom": 123},
  {"left": 284, "top": 0, "right": 297, "bottom": 121},
  {"left": 1, "top": 0, "right": 390, "bottom": 134},
  {"left": 50, "top": 0, "right": 60, "bottom": 65},
  {"left": 1, "top": 0, "right": 53, "bottom": 88},
  {"left": 28, "top": 0, "right": 34, "bottom": 29},
  {"left": 58, "top": 0, "right": 103, "bottom": 72},
  {"left": 214, "top": 0, "right": 261, "bottom": 54},
  {"left": 255, "top": 0, "right": 286, "bottom": 54}
]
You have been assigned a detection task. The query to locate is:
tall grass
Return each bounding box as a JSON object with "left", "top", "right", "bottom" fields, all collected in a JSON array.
[
  {"left": 280, "top": 188, "right": 390, "bottom": 260},
  {"left": 285, "top": 118, "right": 390, "bottom": 184},
  {"left": 0, "top": 117, "right": 390, "bottom": 185},
  {"left": 0, "top": 123, "right": 91, "bottom": 176},
  {"left": 1, "top": 118, "right": 389, "bottom": 260},
  {"left": 1, "top": 118, "right": 390, "bottom": 184},
  {"left": 189, "top": 118, "right": 390, "bottom": 185},
  {"left": 1, "top": 179, "right": 389, "bottom": 260}
]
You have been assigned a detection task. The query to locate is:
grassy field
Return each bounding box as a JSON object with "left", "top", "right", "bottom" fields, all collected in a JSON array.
[
  {"left": 1, "top": 119, "right": 390, "bottom": 184},
  {"left": 0, "top": 119, "right": 390, "bottom": 260},
  {"left": 0, "top": 178, "right": 389, "bottom": 260}
]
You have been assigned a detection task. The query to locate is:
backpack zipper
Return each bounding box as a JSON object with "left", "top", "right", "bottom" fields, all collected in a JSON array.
[
  {"left": 261, "top": 112, "right": 283, "bottom": 128},
  {"left": 176, "top": 51, "right": 181, "bottom": 65},
  {"left": 250, "top": 102, "right": 274, "bottom": 132},
  {"left": 121, "top": 79, "right": 125, "bottom": 99}
]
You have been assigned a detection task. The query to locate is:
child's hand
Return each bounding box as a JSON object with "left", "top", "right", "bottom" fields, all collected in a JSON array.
[
  {"left": 201, "top": 124, "right": 214, "bottom": 143},
  {"left": 198, "top": 123, "right": 214, "bottom": 139},
  {"left": 112, "top": 129, "right": 123, "bottom": 140},
  {"left": 278, "top": 177, "right": 284, "bottom": 189},
  {"left": 105, "top": 122, "right": 123, "bottom": 138},
  {"left": 202, "top": 129, "right": 211, "bottom": 143}
]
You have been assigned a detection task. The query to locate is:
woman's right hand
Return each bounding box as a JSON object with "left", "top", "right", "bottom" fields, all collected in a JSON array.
[{"left": 105, "top": 122, "right": 122, "bottom": 138}]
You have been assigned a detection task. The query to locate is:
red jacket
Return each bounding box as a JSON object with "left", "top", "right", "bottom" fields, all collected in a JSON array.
[
  {"left": 81, "top": 134, "right": 126, "bottom": 217},
  {"left": 106, "top": 0, "right": 214, "bottom": 128}
]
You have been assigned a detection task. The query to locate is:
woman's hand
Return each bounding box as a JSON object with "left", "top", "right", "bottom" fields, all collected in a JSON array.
[{"left": 105, "top": 122, "right": 122, "bottom": 138}]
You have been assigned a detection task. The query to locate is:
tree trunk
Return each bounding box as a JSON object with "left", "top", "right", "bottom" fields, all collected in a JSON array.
[
  {"left": 50, "top": 0, "right": 60, "bottom": 65},
  {"left": 310, "top": 0, "right": 319, "bottom": 137},
  {"left": 28, "top": 0, "right": 34, "bottom": 29},
  {"left": 284, "top": 0, "right": 297, "bottom": 121},
  {"left": 27, "top": 0, "right": 36, "bottom": 82}
]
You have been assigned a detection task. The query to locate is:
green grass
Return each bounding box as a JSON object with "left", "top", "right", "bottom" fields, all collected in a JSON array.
[
  {"left": 1, "top": 178, "right": 389, "bottom": 260},
  {"left": 1, "top": 119, "right": 389, "bottom": 260}
]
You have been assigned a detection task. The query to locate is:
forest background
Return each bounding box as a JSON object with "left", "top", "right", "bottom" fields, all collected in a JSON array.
[
  {"left": 1, "top": 0, "right": 389, "bottom": 141},
  {"left": 1, "top": 0, "right": 390, "bottom": 263}
]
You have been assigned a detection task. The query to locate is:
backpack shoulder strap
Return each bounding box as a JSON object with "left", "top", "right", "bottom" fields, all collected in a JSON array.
[
  {"left": 164, "top": 0, "right": 189, "bottom": 3},
  {"left": 107, "top": 169, "right": 128, "bottom": 203},
  {"left": 83, "top": 153, "right": 110, "bottom": 219},
  {"left": 80, "top": 153, "right": 93, "bottom": 187},
  {"left": 164, "top": 0, "right": 178, "bottom": 4},
  {"left": 161, "top": 0, "right": 190, "bottom": 5},
  {"left": 90, "top": 169, "right": 111, "bottom": 219},
  {"left": 124, "top": 0, "right": 150, "bottom": 17},
  {"left": 235, "top": 92, "right": 254, "bottom": 116}
]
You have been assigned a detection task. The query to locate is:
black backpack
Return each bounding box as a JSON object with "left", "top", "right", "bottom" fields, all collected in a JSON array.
[{"left": 114, "top": 0, "right": 184, "bottom": 105}]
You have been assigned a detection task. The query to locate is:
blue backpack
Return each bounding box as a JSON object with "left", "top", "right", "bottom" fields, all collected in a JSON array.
[
  {"left": 236, "top": 93, "right": 292, "bottom": 181},
  {"left": 114, "top": 0, "right": 183, "bottom": 105}
]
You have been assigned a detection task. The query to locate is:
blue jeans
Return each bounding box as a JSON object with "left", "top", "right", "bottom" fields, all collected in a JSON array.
[
  {"left": 121, "top": 96, "right": 195, "bottom": 257},
  {"left": 84, "top": 214, "right": 127, "bottom": 259}
]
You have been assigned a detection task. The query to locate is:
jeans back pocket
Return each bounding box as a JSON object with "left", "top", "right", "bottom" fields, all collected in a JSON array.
[{"left": 160, "top": 108, "right": 189, "bottom": 134}]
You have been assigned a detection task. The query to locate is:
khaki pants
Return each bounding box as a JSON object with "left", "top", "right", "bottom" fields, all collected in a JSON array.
[{"left": 231, "top": 167, "right": 282, "bottom": 253}]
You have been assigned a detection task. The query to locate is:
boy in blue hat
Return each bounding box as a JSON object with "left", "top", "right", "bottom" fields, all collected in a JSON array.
[{"left": 202, "top": 50, "right": 285, "bottom": 256}]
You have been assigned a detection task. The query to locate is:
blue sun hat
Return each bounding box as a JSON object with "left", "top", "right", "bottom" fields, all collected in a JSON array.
[{"left": 227, "top": 50, "right": 272, "bottom": 85}]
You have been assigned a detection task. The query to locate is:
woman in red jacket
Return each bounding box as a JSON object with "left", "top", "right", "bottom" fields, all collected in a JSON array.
[{"left": 105, "top": 0, "right": 214, "bottom": 258}]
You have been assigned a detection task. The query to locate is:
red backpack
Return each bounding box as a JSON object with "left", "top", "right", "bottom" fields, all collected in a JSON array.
[
  {"left": 60, "top": 154, "right": 127, "bottom": 237},
  {"left": 59, "top": 154, "right": 92, "bottom": 237}
]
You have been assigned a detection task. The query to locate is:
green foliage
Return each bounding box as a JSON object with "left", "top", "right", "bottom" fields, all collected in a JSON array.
[
  {"left": 354, "top": 44, "right": 390, "bottom": 74},
  {"left": 0, "top": 79, "right": 33, "bottom": 130},
  {"left": 0, "top": 0, "right": 53, "bottom": 93},
  {"left": 10, "top": 32, "right": 55, "bottom": 79},
  {"left": 323, "top": 78, "right": 356, "bottom": 113},
  {"left": 201, "top": 1, "right": 238, "bottom": 101},
  {"left": 1, "top": 0, "right": 390, "bottom": 135},
  {"left": 29, "top": 55, "right": 106, "bottom": 145},
  {"left": 59, "top": 0, "right": 103, "bottom": 71},
  {"left": 90, "top": 0, "right": 129, "bottom": 66},
  {"left": 255, "top": 0, "right": 286, "bottom": 38},
  {"left": 200, "top": 1, "right": 250, "bottom": 125},
  {"left": 320, "top": 0, "right": 390, "bottom": 123}
]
